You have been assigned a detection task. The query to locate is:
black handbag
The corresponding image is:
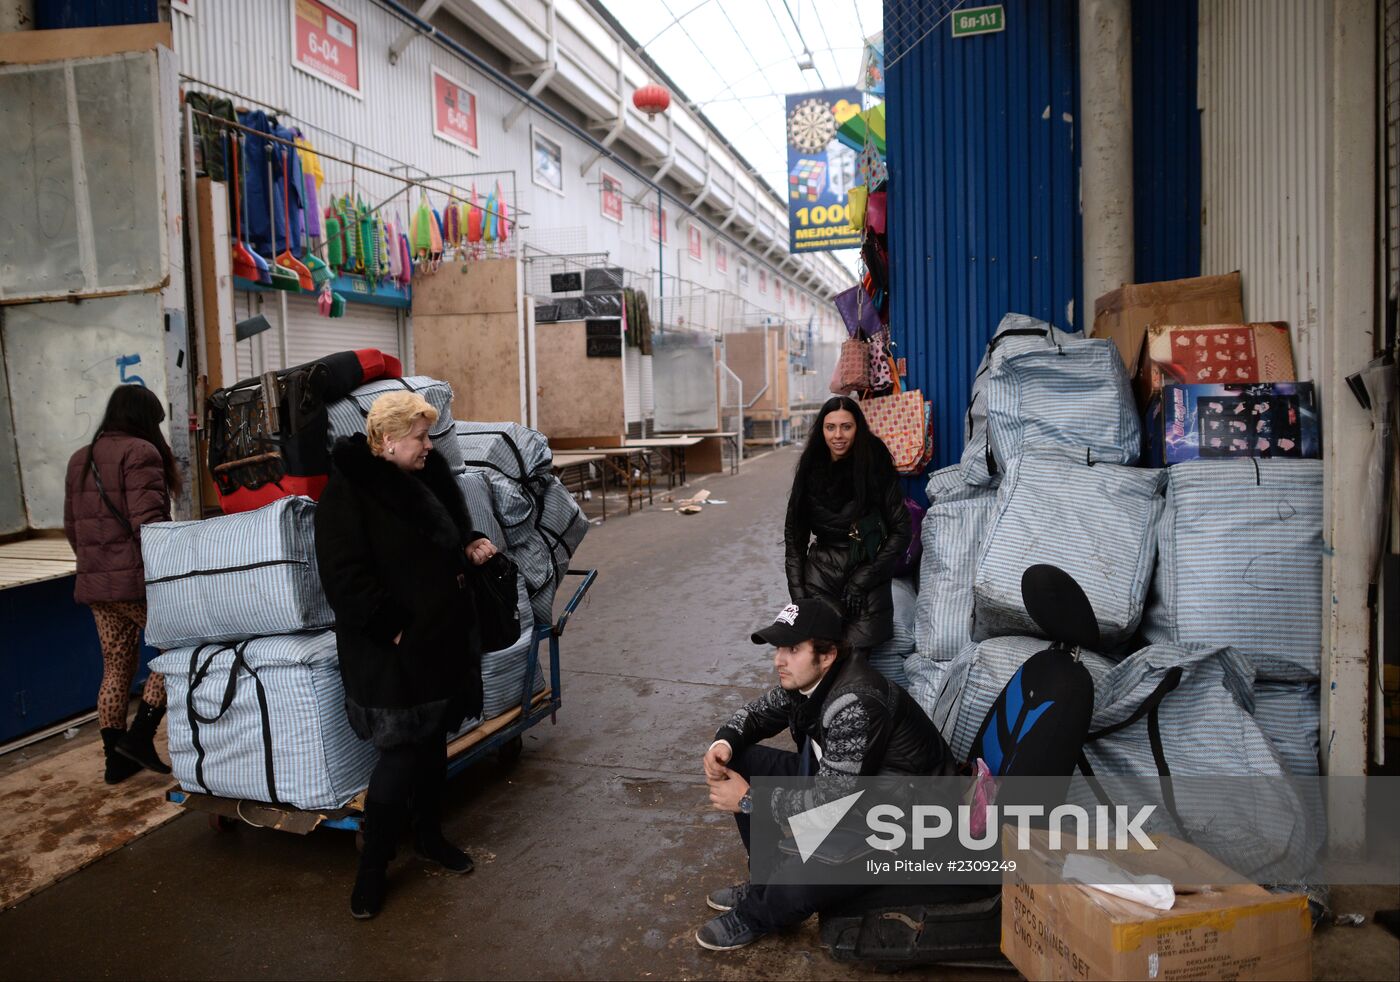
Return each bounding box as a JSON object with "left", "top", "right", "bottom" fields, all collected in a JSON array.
[{"left": 471, "top": 552, "right": 522, "bottom": 652}]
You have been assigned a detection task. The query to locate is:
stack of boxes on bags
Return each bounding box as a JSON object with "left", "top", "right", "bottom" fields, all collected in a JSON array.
[
  {"left": 869, "top": 281, "right": 1326, "bottom": 907},
  {"left": 148, "top": 355, "right": 587, "bottom": 808}
]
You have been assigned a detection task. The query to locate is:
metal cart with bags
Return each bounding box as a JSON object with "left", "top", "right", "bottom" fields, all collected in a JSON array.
[{"left": 165, "top": 570, "right": 597, "bottom": 836}]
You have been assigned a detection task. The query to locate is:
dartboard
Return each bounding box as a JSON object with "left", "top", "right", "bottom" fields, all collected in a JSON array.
[{"left": 787, "top": 98, "right": 836, "bottom": 152}]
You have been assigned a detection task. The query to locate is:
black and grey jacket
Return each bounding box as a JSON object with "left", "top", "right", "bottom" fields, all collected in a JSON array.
[{"left": 715, "top": 654, "right": 955, "bottom": 827}]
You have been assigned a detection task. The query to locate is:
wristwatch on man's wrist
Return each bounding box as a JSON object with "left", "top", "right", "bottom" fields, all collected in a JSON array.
[{"left": 738, "top": 792, "right": 752, "bottom": 815}]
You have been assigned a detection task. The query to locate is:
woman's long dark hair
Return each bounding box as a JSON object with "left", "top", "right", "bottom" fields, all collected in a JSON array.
[
  {"left": 790, "top": 396, "right": 895, "bottom": 516},
  {"left": 88, "top": 384, "right": 181, "bottom": 492}
]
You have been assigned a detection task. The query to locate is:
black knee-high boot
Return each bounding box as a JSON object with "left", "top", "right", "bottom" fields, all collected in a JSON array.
[
  {"left": 100, "top": 728, "right": 142, "bottom": 785},
  {"left": 351, "top": 798, "right": 405, "bottom": 919},
  {"left": 410, "top": 744, "right": 473, "bottom": 874}
]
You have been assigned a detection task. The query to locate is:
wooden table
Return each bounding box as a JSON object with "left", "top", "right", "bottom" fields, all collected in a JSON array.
[
  {"left": 551, "top": 446, "right": 652, "bottom": 515},
  {"left": 621, "top": 436, "right": 702, "bottom": 488},
  {"left": 551, "top": 451, "right": 608, "bottom": 521},
  {"left": 655, "top": 431, "right": 740, "bottom": 475},
  {"left": 0, "top": 538, "right": 77, "bottom": 591}
]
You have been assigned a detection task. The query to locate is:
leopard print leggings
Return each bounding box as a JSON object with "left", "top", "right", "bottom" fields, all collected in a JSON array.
[{"left": 89, "top": 600, "right": 166, "bottom": 729}]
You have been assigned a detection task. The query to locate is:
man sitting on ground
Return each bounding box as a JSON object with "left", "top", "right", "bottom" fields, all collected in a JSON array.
[{"left": 696, "top": 599, "right": 956, "bottom": 951}]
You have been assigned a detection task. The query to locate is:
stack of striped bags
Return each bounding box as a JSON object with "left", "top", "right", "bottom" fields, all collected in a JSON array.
[
  {"left": 143, "top": 497, "right": 373, "bottom": 811},
  {"left": 887, "top": 313, "right": 1324, "bottom": 889}
]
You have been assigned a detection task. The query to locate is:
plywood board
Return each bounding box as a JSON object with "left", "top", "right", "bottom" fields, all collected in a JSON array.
[
  {"left": 723, "top": 332, "right": 768, "bottom": 400},
  {"left": 414, "top": 311, "right": 524, "bottom": 424},
  {"left": 412, "top": 258, "right": 518, "bottom": 316},
  {"left": 0, "top": 23, "right": 173, "bottom": 64},
  {"left": 0, "top": 729, "right": 178, "bottom": 910},
  {"left": 535, "top": 321, "right": 625, "bottom": 441}
]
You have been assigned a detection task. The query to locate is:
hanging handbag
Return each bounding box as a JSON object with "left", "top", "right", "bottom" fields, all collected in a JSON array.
[
  {"left": 868, "top": 330, "right": 894, "bottom": 393},
  {"left": 862, "top": 388, "right": 932, "bottom": 475},
  {"left": 866, "top": 190, "right": 887, "bottom": 235},
  {"left": 835, "top": 337, "right": 872, "bottom": 393},
  {"left": 470, "top": 552, "right": 522, "bottom": 652},
  {"left": 833, "top": 284, "right": 882, "bottom": 339},
  {"left": 847, "top": 186, "right": 869, "bottom": 232}
]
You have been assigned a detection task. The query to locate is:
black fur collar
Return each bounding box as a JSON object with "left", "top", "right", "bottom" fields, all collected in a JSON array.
[{"left": 330, "top": 433, "right": 468, "bottom": 556}]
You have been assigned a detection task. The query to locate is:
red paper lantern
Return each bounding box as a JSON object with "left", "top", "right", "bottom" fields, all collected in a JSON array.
[{"left": 633, "top": 84, "right": 671, "bottom": 121}]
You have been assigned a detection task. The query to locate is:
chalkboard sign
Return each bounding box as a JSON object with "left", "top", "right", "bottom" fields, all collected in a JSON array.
[
  {"left": 586, "top": 319, "right": 620, "bottom": 338},
  {"left": 550, "top": 272, "right": 582, "bottom": 293},
  {"left": 586, "top": 336, "right": 622, "bottom": 358}
]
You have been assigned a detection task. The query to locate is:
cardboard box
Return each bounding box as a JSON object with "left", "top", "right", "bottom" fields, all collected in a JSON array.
[
  {"left": 1156, "top": 381, "right": 1321, "bottom": 465},
  {"left": 1003, "top": 831, "right": 1311, "bottom": 981},
  {"left": 1140, "top": 322, "right": 1296, "bottom": 405},
  {"left": 1092, "top": 273, "right": 1245, "bottom": 407}
]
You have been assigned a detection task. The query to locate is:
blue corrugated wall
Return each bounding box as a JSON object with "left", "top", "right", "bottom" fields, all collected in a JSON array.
[
  {"left": 885, "top": 0, "right": 1082, "bottom": 475},
  {"left": 34, "top": 0, "right": 158, "bottom": 29},
  {"left": 1132, "top": 0, "right": 1202, "bottom": 282}
]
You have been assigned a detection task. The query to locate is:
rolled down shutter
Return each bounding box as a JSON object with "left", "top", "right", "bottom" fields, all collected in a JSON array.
[{"left": 282, "top": 295, "right": 403, "bottom": 368}]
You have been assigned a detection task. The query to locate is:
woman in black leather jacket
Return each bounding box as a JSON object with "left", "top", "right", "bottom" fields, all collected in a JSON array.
[{"left": 784, "top": 396, "right": 911, "bottom": 654}]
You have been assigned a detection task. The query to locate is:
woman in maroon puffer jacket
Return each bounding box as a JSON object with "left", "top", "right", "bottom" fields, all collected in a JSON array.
[{"left": 63, "top": 385, "right": 180, "bottom": 784}]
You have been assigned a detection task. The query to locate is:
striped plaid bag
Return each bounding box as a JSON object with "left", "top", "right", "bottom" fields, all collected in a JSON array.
[
  {"left": 862, "top": 389, "right": 931, "bottom": 475},
  {"left": 142, "top": 497, "right": 333, "bottom": 649}
]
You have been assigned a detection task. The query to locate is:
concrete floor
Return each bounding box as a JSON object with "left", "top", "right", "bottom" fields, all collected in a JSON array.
[{"left": 0, "top": 447, "right": 1395, "bottom": 980}]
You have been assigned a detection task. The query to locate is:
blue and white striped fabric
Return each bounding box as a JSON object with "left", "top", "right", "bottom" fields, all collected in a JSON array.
[
  {"left": 1252, "top": 679, "right": 1321, "bottom": 776},
  {"left": 327, "top": 376, "right": 463, "bottom": 470},
  {"left": 142, "top": 497, "right": 333, "bottom": 650},
  {"left": 868, "top": 577, "right": 917, "bottom": 688},
  {"left": 150, "top": 631, "right": 375, "bottom": 810},
  {"left": 960, "top": 313, "right": 1080, "bottom": 486},
  {"left": 971, "top": 448, "right": 1165, "bottom": 649},
  {"left": 452, "top": 468, "right": 505, "bottom": 546},
  {"left": 902, "top": 656, "right": 949, "bottom": 722},
  {"left": 914, "top": 467, "right": 998, "bottom": 662},
  {"left": 983, "top": 337, "right": 1140, "bottom": 476},
  {"left": 479, "top": 575, "right": 544, "bottom": 720},
  {"left": 1074, "top": 643, "right": 1317, "bottom": 878},
  {"left": 455, "top": 421, "right": 553, "bottom": 479},
  {"left": 1142, "top": 459, "right": 1323, "bottom": 681}
]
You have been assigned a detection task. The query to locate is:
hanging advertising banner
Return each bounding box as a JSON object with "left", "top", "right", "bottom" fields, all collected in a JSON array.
[
  {"left": 600, "top": 171, "right": 624, "bottom": 223},
  {"left": 431, "top": 67, "right": 478, "bottom": 152},
  {"left": 785, "top": 87, "right": 863, "bottom": 253},
  {"left": 649, "top": 205, "right": 669, "bottom": 244},
  {"left": 292, "top": 0, "right": 361, "bottom": 97}
]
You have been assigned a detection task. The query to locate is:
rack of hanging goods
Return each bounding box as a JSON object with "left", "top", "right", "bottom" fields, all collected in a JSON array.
[{"left": 187, "top": 109, "right": 523, "bottom": 296}]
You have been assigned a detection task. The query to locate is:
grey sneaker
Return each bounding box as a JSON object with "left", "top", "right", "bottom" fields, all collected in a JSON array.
[
  {"left": 695, "top": 910, "right": 766, "bottom": 951},
  {"left": 706, "top": 881, "right": 750, "bottom": 912}
]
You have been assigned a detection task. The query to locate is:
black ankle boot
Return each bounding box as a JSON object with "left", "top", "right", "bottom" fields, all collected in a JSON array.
[
  {"left": 413, "top": 820, "right": 474, "bottom": 874},
  {"left": 352, "top": 800, "right": 404, "bottom": 920},
  {"left": 100, "top": 728, "right": 142, "bottom": 785},
  {"left": 115, "top": 702, "right": 171, "bottom": 774}
]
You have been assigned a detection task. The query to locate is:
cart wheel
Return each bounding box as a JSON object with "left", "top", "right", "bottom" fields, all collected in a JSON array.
[
  {"left": 208, "top": 814, "right": 237, "bottom": 833},
  {"left": 499, "top": 735, "right": 524, "bottom": 766}
]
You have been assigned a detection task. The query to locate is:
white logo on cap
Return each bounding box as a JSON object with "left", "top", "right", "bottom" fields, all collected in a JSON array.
[{"left": 776, "top": 603, "right": 800, "bottom": 627}]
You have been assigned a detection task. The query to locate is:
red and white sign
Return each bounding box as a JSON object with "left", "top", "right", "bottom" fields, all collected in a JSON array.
[
  {"left": 293, "top": 0, "right": 361, "bottom": 97},
  {"left": 759, "top": 268, "right": 768, "bottom": 294},
  {"left": 600, "top": 171, "right": 624, "bottom": 224},
  {"left": 649, "top": 206, "right": 669, "bottom": 244},
  {"left": 715, "top": 241, "right": 728, "bottom": 273},
  {"left": 432, "top": 67, "right": 478, "bottom": 152},
  {"left": 687, "top": 224, "right": 703, "bottom": 262}
]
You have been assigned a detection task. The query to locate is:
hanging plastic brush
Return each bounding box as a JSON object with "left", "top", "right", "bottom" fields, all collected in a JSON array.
[
  {"left": 379, "top": 214, "right": 393, "bottom": 281},
  {"left": 386, "top": 216, "right": 402, "bottom": 283},
  {"left": 324, "top": 206, "right": 344, "bottom": 270},
  {"left": 428, "top": 199, "right": 444, "bottom": 272},
  {"left": 442, "top": 197, "right": 462, "bottom": 253},
  {"left": 466, "top": 184, "right": 483, "bottom": 259},
  {"left": 496, "top": 181, "right": 510, "bottom": 254},
  {"left": 398, "top": 229, "right": 413, "bottom": 286},
  {"left": 410, "top": 191, "right": 434, "bottom": 262},
  {"left": 357, "top": 199, "right": 375, "bottom": 281},
  {"left": 483, "top": 187, "right": 498, "bottom": 255}
]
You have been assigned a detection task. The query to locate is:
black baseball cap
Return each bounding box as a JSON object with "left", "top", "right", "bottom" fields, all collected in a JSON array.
[{"left": 751, "top": 599, "right": 845, "bottom": 647}]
